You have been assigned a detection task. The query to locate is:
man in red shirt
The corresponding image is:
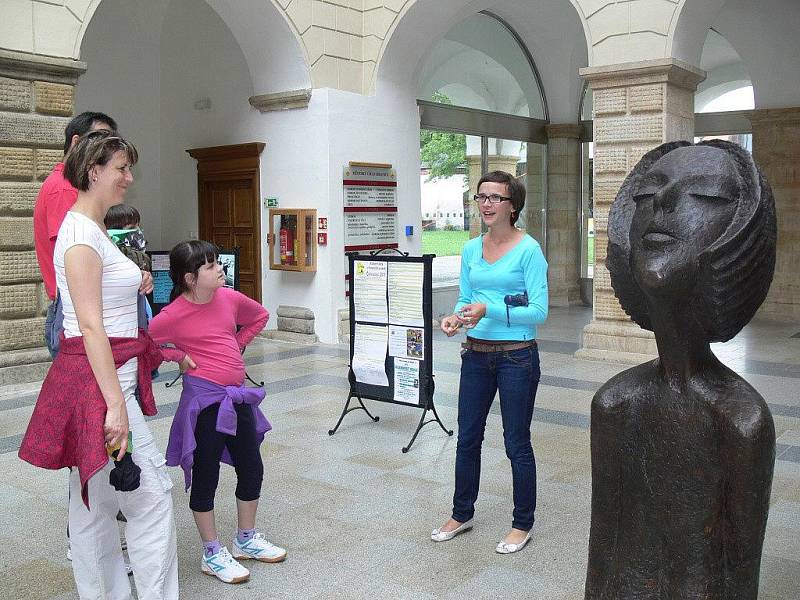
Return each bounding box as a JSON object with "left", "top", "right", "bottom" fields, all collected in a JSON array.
[{"left": 34, "top": 112, "right": 117, "bottom": 356}]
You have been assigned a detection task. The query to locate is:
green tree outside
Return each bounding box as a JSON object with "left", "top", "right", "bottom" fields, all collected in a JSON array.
[{"left": 420, "top": 92, "right": 467, "bottom": 181}]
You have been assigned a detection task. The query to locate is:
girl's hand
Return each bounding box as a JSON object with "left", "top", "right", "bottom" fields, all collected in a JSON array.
[
  {"left": 104, "top": 401, "right": 129, "bottom": 456},
  {"left": 456, "top": 303, "right": 486, "bottom": 328},
  {"left": 179, "top": 354, "right": 197, "bottom": 372},
  {"left": 440, "top": 314, "right": 463, "bottom": 337}
]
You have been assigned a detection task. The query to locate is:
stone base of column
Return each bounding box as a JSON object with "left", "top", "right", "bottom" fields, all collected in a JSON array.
[
  {"left": 757, "top": 298, "right": 800, "bottom": 322},
  {"left": 575, "top": 320, "right": 657, "bottom": 365},
  {"left": 0, "top": 348, "right": 52, "bottom": 385}
]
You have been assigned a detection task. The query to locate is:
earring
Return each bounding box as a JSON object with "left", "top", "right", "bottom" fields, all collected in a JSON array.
[{"left": 92, "top": 177, "right": 97, "bottom": 182}]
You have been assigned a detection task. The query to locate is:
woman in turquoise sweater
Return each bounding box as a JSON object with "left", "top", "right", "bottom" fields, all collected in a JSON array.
[{"left": 431, "top": 170, "right": 548, "bottom": 554}]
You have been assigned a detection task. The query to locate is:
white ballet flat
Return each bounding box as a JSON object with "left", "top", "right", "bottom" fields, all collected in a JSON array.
[
  {"left": 431, "top": 519, "right": 474, "bottom": 542},
  {"left": 495, "top": 530, "right": 532, "bottom": 554}
]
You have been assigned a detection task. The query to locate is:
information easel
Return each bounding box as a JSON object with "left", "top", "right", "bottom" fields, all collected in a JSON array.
[{"left": 328, "top": 249, "right": 452, "bottom": 453}]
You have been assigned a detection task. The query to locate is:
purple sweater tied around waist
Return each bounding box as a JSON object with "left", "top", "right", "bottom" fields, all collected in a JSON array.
[{"left": 166, "top": 373, "right": 271, "bottom": 491}]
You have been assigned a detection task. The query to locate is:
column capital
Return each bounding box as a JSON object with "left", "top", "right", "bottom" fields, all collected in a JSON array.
[
  {"left": 0, "top": 49, "right": 86, "bottom": 85},
  {"left": 580, "top": 58, "right": 705, "bottom": 92},
  {"left": 545, "top": 123, "right": 584, "bottom": 140},
  {"left": 745, "top": 106, "right": 800, "bottom": 125},
  {"left": 249, "top": 89, "right": 312, "bottom": 112}
]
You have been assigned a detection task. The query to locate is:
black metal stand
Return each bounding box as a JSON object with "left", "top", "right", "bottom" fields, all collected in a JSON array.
[
  {"left": 402, "top": 402, "right": 453, "bottom": 453},
  {"left": 328, "top": 393, "right": 380, "bottom": 436},
  {"left": 165, "top": 366, "right": 263, "bottom": 388}
]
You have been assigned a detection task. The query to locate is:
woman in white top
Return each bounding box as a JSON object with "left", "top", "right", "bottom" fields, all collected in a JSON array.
[{"left": 57, "top": 130, "right": 178, "bottom": 599}]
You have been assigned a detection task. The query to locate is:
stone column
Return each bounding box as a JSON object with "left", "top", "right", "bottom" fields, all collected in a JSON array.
[
  {"left": 525, "top": 143, "right": 546, "bottom": 247},
  {"left": 0, "top": 49, "right": 85, "bottom": 384},
  {"left": 575, "top": 59, "right": 704, "bottom": 364},
  {"left": 545, "top": 124, "right": 583, "bottom": 306},
  {"left": 747, "top": 108, "right": 800, "bottom": 322}
]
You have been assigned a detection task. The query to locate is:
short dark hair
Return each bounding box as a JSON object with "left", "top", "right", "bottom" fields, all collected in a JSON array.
[
  {"left": 477, "top": 170, "right": 526, "bottom": 225},
  {"left": 63, "top": 111, "right": 118, "bottom": 155},
  {"left": 104, "top": 204, "right": 141, "bottom": 229},
  {"left": 168, "top": 240, "right": 219, "bottom": 302},
  {"left": 607, "top": 139, "right": 776, "bottom": 342},
  {"left": 63, "top": 130, "right": 138, "bottom": 192}
]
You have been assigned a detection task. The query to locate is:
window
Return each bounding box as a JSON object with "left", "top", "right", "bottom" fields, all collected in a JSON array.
[{"left": 418, "top": 12, "right": 547, "bottom": 274}]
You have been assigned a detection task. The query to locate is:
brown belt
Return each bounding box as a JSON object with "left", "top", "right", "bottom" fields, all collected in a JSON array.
[{"left": 461, "top": 339, "right": 536, "bottom": 353}]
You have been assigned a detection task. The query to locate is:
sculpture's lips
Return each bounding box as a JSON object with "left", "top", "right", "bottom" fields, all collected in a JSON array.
[{"left": 642, "top": 225, "right": 676, "bottom": 245}]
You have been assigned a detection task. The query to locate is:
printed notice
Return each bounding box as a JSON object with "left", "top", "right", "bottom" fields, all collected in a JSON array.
[
  {"left": 393, "top": 358, "right": 420, "bottom": 404},
  {"left": 151, "top": 254, "right": 170, "bottom": 271},
  {"left": 152, "top": 271, "right": 172, "bottom": 304},
  {"left": 388, "top": 325, "right": 424, "bottom": 360},
  {"left": 353, "top": 260, "right": 388, "bottom": 323},
  {"left": 388, "top": 262, "right": 424, "bottom": 326},
  {"left": 352, "top": 323, "right": 389, "bottom": 387},
  {"left": 344, "top": 212, "right": 398, "bottom": 248}
]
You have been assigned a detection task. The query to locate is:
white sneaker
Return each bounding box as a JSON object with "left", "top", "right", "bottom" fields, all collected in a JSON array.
[
  {"left": 201, "top": 547, "right": 250, "bottom": 584},
  {"left": 232, "top": 532, "right": 287, "bottom": 563}
]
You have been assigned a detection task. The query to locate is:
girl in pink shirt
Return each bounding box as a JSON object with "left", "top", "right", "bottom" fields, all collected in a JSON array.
[{"left": 149, "top": 240, "right": 285, "bottom": 585}]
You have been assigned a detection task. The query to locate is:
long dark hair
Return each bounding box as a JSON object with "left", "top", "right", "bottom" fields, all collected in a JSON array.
[{"left": 169, "top": 240, "right": 218, "bottom": 302}]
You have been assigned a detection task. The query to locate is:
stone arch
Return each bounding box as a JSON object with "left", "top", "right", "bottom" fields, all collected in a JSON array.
[
  {"left": 73, "top": 0, "right": 310, "bottom": 93},
  {"left": 667, "top": 0, "right": 727, "bottom": 68},
  {"left": 375, "top": 0, "right": 588, "bottom": 123}
]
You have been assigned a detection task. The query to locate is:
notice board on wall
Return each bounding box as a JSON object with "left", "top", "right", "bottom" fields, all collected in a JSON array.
[{"left": 343, "top": 162, "right": 398, "bottom": 253}]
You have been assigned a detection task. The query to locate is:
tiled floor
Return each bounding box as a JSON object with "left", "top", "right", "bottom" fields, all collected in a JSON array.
[{"left": 1, "top": 306, "right": 798, "bottom": 599}]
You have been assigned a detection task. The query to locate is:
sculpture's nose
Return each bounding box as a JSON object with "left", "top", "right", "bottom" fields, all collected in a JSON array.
[{"left": 651, "top": 184, "right": 677, "bottom": 215}]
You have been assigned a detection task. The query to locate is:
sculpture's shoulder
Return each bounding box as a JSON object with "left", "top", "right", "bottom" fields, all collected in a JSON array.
[
  {"left": 592, "top": 360, "right": 658, "bottom": 414},
  {"left": 700, "top": 367, "right": 775, "bottom": 444}
]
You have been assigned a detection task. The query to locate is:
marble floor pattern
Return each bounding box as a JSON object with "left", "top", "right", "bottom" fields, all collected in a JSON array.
[{"left": 1, "top": 306, "right": 798, "bottom": 599}]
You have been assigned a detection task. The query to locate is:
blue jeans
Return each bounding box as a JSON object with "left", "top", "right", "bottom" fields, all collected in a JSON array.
[{"left": 452, "top": 344, "right": 541, "bottom": 531}]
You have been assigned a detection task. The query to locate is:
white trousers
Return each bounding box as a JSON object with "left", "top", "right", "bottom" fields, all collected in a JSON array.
[{"left": 68, "top": 388, "right": 178, "bottom": 600}]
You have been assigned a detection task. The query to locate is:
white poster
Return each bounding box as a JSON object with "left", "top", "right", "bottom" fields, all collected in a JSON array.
[
  {"left": 352, "top": 323, "right": 389, "bottom": 387},
  {"left": 388, "top": 262, "right": 424, "bottom": 326},
  {"left": 344, "top": 186, "right": 397, "bottom": 208},
  {"left": 388, "top": 325, "right": 424, "bottom": 361},
  {"left": 151, "top": 254, "right": 170, "bottom": 271},
  {"left": 353, "top": 260, "right": 388, "bottom": 323},
  {"left": 344, "top": 212, "right": 398, "bottom": 249},
  {"left": 393, "top": 358, "right": 420, "bottom": 404}
]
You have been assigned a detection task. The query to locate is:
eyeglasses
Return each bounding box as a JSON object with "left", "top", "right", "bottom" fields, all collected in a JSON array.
[{"left": 473, "top": 193, "right": 511, "bottom": 204}]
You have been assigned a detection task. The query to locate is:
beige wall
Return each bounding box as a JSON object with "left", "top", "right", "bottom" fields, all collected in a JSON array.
[
  {"left": 0, "top": 52, "right": 84, "bottom": 383},
  {"left": 749, "top": 108, "right": 800, "bottom": 322}
]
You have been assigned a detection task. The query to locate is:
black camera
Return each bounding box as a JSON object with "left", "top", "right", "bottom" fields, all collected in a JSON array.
[
  {"left": 504, "top": 291, "right": 528, "bottom": 327},
  {"left": 504, "top": 292, "right": 529, "bottom": 307}
]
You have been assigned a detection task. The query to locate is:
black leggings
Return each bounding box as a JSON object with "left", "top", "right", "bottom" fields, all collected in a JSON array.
[{"left": 189, "top": 403, "right": 264, "bottom": 512}]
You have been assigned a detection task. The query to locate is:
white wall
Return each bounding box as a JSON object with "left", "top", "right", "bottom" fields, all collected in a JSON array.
[
  {"left": 75, "top": 0, "right": 168, "bottom": 246},
  {"left": 254, "top": 86, "right": 424, "bottom": 343},
  {"left": 159, "top": 0, "right": 255, "bottom": 246}
]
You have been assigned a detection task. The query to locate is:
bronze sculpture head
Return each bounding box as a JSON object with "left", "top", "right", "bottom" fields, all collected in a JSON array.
[{"left": 607, "top": 139, "right": 776, "bottom": 342}]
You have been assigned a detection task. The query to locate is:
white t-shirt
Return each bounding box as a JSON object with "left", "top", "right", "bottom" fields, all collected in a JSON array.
[
  {"left": 54, "top": 211, "right": 142, "bottom": 395},
  {"left": 55, "top": 211, "right": 142, "bottom": 338}
]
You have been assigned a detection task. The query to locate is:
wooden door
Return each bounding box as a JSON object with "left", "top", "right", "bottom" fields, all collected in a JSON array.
[{"left": 187, "top": 143, "right": 265, "bottom": 302}]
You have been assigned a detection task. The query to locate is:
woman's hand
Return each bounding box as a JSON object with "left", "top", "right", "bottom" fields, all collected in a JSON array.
[
  {"left": 104, "top": 400, "right": 129, "bottom": 456},
  {"left": 179, "top": 354, "right": 197, "bottom": 372},
  {"left": 457, "top": 303, "right": 486, "bottom": 328},
  {"left": 139, "top": 270, "right": 153, "bottom": 295},
  {"left": 440, "top": 314, "right": 463, "bottom": 337}
]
